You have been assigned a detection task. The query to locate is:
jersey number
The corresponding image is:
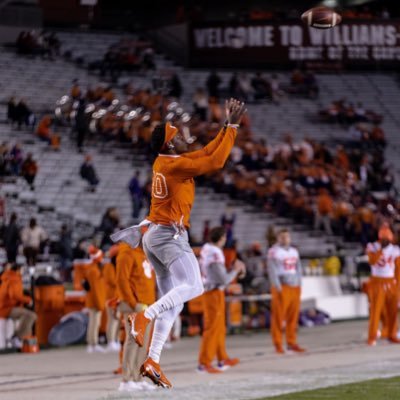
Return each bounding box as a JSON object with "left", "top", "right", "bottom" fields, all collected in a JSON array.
[
  {"left": 376, "top": 256, "right": 393, "bottom": 268},
  {"left": 152, "top": 172, "right": 168, "bottom": 199},
  {"left": 283, "top": 257, "right": 297, "bottom": 271}
]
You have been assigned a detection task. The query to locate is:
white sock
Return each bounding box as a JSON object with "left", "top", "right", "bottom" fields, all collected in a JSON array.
[{"left": 148, "top": 308, "right": 182, "bottom": 363}]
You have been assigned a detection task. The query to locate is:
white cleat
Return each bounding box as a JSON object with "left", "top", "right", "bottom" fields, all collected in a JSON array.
[
  {"left": 118, "top": 381, "right": 143, "bottom": 392},
  {"left": 92, "top": 344, "right": 106, "bottom": 353},
  {"left": 107, "top": 341, "right": 121, "bottom": 352}
]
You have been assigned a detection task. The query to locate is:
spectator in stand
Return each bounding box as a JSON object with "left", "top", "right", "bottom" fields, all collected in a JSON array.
[
  {"left": 169, "top": 73, "right": 183, "bottom": 99},
  {"left": 206, "top": 70, "right": 222, "bottom": 99},
  {"left": 193, "top": 88, "right": 209, "bottom": 121},
  {"left": 221, "top": 209, "right": 236, "bottom": 248},
  {"left": 269, "top": 74, "right": 284, "bottom": 104},
  {"left": 58, "top": 224, "right": 73, "bottom": 282},
  {"left": 21, "top": 218, "right": 47, "bottom": 266},
  {"left": 243, "top": 242, "right": 268, "bottom": 294},
  {"left": 15, "top": 99, "right": 35, "bottom": 130},
  {"left": 80, "top": 155, "right": 100, "bottom": 192},
  {"left": 7, "top": 97, "right": 17, "bottom": 126},
  {"left": 9, "top": 143, "right": 23, "bottom": 176},
  {"left": 75, "top": 99, "right": 88, "bottom": 152},
  {"left": 3, "top": 213, "right": 20, "bottom": 262},
  {"left": 128, "top": 170, "right": 143, "bottom": 221},
  {"left": 71, "top": 79, "right": 82, "bottom": 100},
  {"left": 0, "top": 142, "right": 10, "bottom": 176},
  {"left": 314, "top": 189, "right": 333, "bottom": 235},
  {"left": 0, "top": 263, "right": 37, "bottom": 348},
  {"left": 98, "top": 207, "right": 120, "bottom": 248},
  {"left": 141, "top": 47, "right": 156, "bottom": 71},
  {"left": 21, "top": 153, "right": 38, "bottom": 190},
  {"left": 36, "top": 115, "right": 60, "bottom": 149},
  {"left": 237, "top": 73, "right": 254, "bottom": 101},
  {"left": 229, "top": 73, "right": 241, "bottom": 98},
  {"left": 251, "top": 73, "right": 269, "bottom": 101}
]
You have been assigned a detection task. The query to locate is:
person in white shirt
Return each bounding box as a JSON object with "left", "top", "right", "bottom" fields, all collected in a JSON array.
[
  {"left": 267, "top": 229, "right": 305, "bottom": 354},
  {"left": 198, "top": 227, "right": 245, "bottom": 373},
  {"left": 366, "top": 225, "right": 400, "bottom": 346}
]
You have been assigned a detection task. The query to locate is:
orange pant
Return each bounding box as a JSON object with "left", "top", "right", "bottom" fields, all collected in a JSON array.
[
  {"left": 198, "top": 289, "right": 228, "bottom": 366},
  {"left": 368, "top": 277, "right": 398, "bottom": 342},
  {"left": 271, "top": 285, "right": 301, "bottom": 347},
  {"left": 365, "top": 279, "right": 389, "bottom": 338}
]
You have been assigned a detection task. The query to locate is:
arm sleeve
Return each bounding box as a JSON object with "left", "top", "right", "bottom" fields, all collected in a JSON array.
[
  {"left": 184, "top": 128, "right": 226, "bottom": 160},
  {"left": 296, "top": 257, "right": 302, "bottom": 286},
  {"left": 209, "top": 262, "right": 238, "bottom": 287},
  {"left": 116, "top": 253, "right": 137, "bottom": 309},
  {"left": 170, "top": 127, "right": 237, "bottom": 178},
  {"left": 9, "top": 282, "right": 31, "bottom": 305},
  {"left": 367, "top": 250, "right": 381, "bottom": 265},
  {"left": 267, "top": 257, "right": 282, "bottom": 291}
]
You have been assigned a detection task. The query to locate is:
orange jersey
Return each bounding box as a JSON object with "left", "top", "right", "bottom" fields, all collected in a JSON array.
[
  {"left": 116, "top": 243, "right": 156, "bottom": 308},
  {"left": 147, "top": 126, "right": 237, "bottom": 227}
]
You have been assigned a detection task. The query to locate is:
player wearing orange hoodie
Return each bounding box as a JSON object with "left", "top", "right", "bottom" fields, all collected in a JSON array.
[
  {"left": 0, "top": 263, "right": 36, "bottom": 348},
  {"left": 116, "top": 243, "right": 156, "bottom": 392},
  {"left": 84, "top": 246, "right": 106, "bottom": 353}
]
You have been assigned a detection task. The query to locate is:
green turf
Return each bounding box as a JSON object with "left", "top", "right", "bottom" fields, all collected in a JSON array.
[{"left": 257, "top": 376, "right": 400, "bottom": 400}]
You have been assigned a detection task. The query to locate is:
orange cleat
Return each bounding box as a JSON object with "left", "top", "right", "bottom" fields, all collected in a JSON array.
[
  {"left": 287, "top": 344, "right": 306, "bottom": 353},
  {"left": 275, "top": 345, "right": 285, "bottom": 354},
  {"left": 367, "top": 339, "right": 377, "bottom": 346},
  {"left": 197, "top": 364, "right": 222, "bottom": 374},
  {"left": 217, "top": 358, "right": 240, "bottom": 370},
  {"left": 140, "top": 358, "right": 172, "bottom": 388},
  {"left": 128, "top": 311, "right": 150, "bottom": 347},
  {"left": 388, "top": 337, "right": 400, "bottom": 344}
]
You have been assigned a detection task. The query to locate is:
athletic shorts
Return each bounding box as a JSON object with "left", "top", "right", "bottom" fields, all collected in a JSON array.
[{"left": 142, "top": 224, "right": 193, "bottom": 276}]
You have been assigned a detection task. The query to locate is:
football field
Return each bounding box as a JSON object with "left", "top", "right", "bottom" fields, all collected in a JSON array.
[{"left": 1, "top": 320, "right": 400, "bottom": 400}]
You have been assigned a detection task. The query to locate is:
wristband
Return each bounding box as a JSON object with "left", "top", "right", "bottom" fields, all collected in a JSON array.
[{"left": 227, "top": 124, "right": 240, "bottom": 129}]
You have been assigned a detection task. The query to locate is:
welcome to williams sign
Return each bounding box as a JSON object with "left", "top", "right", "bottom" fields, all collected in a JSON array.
[{"left": 189, "top": 20, "right": 400, "bottom": 68}]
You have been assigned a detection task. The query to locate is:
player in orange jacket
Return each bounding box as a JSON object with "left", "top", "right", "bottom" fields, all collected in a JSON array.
[
  {"left": 366, "top": 226, "right": 400, "bottom": 346},
  {"left": 122, "top": 98, "right": 246, "bottom": 388},
  {"left": 103, "top": 247, "right": 120, "bottom": 352},
  {"left": 84, "top": 246, "right": 106, "bottom": 353},
  {"left": 116, "top": 243, "right": 156, "bottom": 392},
  {"left": 0, "top": 263, "right": 36, "bottom": 348}
]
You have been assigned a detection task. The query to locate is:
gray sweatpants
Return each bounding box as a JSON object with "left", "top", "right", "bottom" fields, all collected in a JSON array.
[{"left": 142, "top": 224, "right": 204, "bottom": 362}]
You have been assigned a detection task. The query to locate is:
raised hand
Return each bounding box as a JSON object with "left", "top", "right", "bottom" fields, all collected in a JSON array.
[{"left": 225, "top": 98, "right": 246, "bottom": 125}]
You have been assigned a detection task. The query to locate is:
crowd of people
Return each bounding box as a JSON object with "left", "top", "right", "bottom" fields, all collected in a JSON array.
[
  {"left": 16, "top": 30, "right": 61, "bottom": 59},
  {"left": 0, "top": 142, "right": 39, "bottom": 190},
  {"left": 88, "top": 38, "right": 156, "bottom": 81}
]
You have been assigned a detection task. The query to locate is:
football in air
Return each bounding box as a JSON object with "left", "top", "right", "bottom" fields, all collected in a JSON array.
[{"left": 301, "top": 7, "right": 342, "bottom": 29}]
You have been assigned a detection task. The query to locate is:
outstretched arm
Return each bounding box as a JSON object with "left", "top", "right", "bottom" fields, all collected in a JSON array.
[
  {"left": 172, "top": 126, "right": 237, "bottom": 177},
  {"left": 183, "top": 98, "right": 245, "bottom": 160},
  {"left": 171, "top": 99, "right": 245, "bottom": 178}
]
